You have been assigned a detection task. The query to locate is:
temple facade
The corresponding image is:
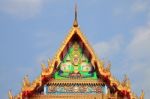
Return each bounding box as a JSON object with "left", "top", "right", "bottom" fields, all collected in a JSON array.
[{"left": 9, "top": 5, "right": 144, "bottom": 99}]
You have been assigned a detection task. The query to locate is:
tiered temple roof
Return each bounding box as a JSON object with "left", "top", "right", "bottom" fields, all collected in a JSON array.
[{"left": 9, "top": 5, "right": 144, "bottom": 99}]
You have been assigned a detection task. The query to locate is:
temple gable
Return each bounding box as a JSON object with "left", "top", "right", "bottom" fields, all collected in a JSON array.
[{"left": 9, "top": 4, "right": 144, "bottom": 99}]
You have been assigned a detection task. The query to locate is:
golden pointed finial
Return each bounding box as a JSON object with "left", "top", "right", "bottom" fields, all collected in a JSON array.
[
  {"left": 48, "top": 58, "right": 51, "bottom": 66},
  {"left": 48, "top": 58, "right": 50, "bottom": 63},
  {"left": 122, "top": 74, "right": 130, "bottom": 88},
  {"left": 105, "top": 61, "right": 111, "bottom": 72},
  {"left": 140, "top": 90, "right": 144, "bottom": 99},
  {"left": 8, "top": 90, "right": 13, "bottom": 99},
  {"left": 41, "top": 63, "right": 46, "bottom": 70},
  {"left": 123, "top": 74, "right": 128, "bottom": 83},
  {"left": 23, "top": 75, "right": 30, "bottom": 87},
  {"left": 73, "top": 3, "right": 78, "bottom": 27}
]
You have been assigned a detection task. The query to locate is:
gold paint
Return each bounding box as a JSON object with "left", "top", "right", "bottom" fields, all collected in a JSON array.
[
  {"left": 10, "top": 5, "right": 142, "bottom": 99},
  {"left": 140, "top": 90, "right": 144, "bottom": 99},
  {"left": 8, "top": 90, "right": 13, "bottom": 99}
]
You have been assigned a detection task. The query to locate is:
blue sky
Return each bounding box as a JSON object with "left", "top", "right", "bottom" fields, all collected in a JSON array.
[{"left": 0, "top": 0, "right": 150, "bottom": 99}]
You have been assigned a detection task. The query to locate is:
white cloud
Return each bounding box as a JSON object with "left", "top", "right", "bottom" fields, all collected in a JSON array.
[
  {"left": 131, "top": 0, "right": 149, "bottom": 14},
  {"left": 93, "top": 35, "right": 123, "bottom": 58},
  {"left": 127, "top": 25, "right": 150, "bottom": 61},
  {"left": 125, "top": 24, "right": 150, "bottom": 98},
  {"left": 111, "top": 4, "right": 150, "bottom": 95},
  {"left": 34, "top": 29, "right": 63, "bottom": 65},
  {"left": 113, "top": 0, "right": 150, "bottom": 17},
  {"left": 0, "top": 0, "right": 46, "bottom": 19},
  {"left": 93, "top": 24, "right": 150, "bottom": 98}
]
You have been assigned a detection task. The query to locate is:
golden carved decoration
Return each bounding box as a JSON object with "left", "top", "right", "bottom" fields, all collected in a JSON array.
[
  {"left": 22, "top": 75, "right": 30, "bottom": 91},
  {"left": 8, "top": 90, "right": 13, "bottom": 99},
  {"left": 10, "top": 5, "right": 142, "bottom": 99},
  {"left": 105, "top": 61, "right": 111, "bottom": 72},
  {"left": 140, "top": 90, "right": 144, "bottom": 99},
  {"left": 41, "top": 63, "right": 51, "bottom": 76},
  {"left": 48, "top": 58, "right": 51, "bottom": 66},
  {"left": 121, "top": 74, "right": 131, "bottom": 90},
  {"left": 41, "top": 63, "right": 46, "bottom": 71}
]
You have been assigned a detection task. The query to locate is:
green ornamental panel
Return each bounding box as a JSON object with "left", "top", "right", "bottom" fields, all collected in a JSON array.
[{"left": 54, "top": 42, "right": 98, "bottom": 79}]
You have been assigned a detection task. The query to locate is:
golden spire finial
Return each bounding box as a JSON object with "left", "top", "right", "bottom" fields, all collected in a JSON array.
[
  {"left": 73, "top": 3, "right": 78, "bottom": 27},
  {"left": 140, "top": 90, "right": 144, "bottom": 99},
  {"left": 41, "top": 63, "right": 46, "bottom": 71},
  {"left": 48, "top": 58, "right": 51, "bottom": 66},
  {"left": 105, "top": 60, "right": 111, "bottom": 72},
  {"left": 23, "top": 75, "right": 30, "bottom": 87},
  {"left": 121, "top": 74, "right": 131, "bottom": 88},
  {"left": 8, "top": 90, "right": 13, "bottom": 99}
]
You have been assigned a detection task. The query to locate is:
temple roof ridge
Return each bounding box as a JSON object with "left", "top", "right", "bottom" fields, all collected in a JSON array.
[{"left": 9, "top": 5, "right": 144, "bottom": 99}]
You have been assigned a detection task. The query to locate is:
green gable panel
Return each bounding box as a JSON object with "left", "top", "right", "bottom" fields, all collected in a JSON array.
[{"left": 54, "top": 42, "right": 98, "bottom": 80}]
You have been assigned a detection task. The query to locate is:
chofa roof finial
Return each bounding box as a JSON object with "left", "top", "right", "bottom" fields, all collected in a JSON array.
[{"left": 73, "top": 3, "right": 78, "bottom": 27}]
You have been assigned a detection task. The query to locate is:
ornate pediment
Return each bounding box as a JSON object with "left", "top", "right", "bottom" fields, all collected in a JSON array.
[{"left": 9, "top": 4, "right": 144, "bottom": 99}]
